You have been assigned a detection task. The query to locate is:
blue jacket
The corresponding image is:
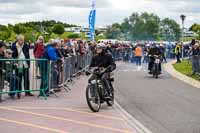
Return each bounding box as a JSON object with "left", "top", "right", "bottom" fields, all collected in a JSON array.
[
  {"left": 11, "top": 43, "right": 30, "bottom": 67},
  {"left": 42, "top": 45, "right": 57, "bottom": 61}
]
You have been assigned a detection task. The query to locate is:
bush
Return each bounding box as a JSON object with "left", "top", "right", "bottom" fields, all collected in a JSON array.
[
  {"left": 67, "top": 34, "right": 80, "bottom": 39},
  {"left": 52, "top": 24, "right": 65, "bottom": 35}
]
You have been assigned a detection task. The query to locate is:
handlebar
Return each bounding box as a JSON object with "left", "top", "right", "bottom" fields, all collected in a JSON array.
[
  {"left": 86, "top": 67, "right": 107, "bottom": 76},
  {"left": 149, "top": 55, "right": 161, "bottom": 58}
]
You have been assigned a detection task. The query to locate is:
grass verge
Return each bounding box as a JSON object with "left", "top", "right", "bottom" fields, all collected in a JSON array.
[{"left": 173, "top": 60, "right": 200, "bottom": 81}]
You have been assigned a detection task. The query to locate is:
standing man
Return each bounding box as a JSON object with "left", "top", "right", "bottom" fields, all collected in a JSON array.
[
  {"left": 4, "top": 49, "right": 20, "bottom": 99},
  {"left": 160, "top": 44, "right": 167, "bottom": 63},
  {"left": 11, "top": 34, "right": 34, "bottom": 99},
  {"left": 39, "top": 41, "right": 58, "bottom": 97},
  {"left": 190, "top": 43, "right": 200, "bottom": 75},
  {"left": 143, "top": 44, "right": 150, "bottom": 63},
  {"left": 135, "top": 44, "right": 142, "bottom": 66},
  {"left": 175, "top": 43, "right": 181, "bottom": 63}
]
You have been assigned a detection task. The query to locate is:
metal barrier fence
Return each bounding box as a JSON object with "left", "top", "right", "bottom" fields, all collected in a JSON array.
[
  {"left": 0, "top": 59, "right": 50, "bottom": 99},
  {"left": 0, "top": 54, "right": 93, "bottom": 100},
  {"left": 49, "top": 54, "right": 92, "bottom": 96}
]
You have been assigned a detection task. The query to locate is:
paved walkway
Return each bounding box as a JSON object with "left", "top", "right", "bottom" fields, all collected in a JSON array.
[{"left": 0, "top": 75, "right": 135, "bottom": 133}]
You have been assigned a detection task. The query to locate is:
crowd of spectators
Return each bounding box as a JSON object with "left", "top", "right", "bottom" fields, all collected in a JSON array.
[
  {"left": 98, "top": 40, "right": 200, "bottom": 74},
  {"left": 0, "top": 36, "right": 199, "bottom": 101},
  {"left": 0, "top": 35, "right": 94, "bottom": 101}
]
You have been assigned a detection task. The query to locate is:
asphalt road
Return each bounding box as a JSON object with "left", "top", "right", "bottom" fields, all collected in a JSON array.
[{"left": 114, "top": 62, "right": 200, "bottom": 133}]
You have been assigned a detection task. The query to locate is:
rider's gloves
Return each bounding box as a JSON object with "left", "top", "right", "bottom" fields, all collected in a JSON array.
[
  {"left": 85, "top": 71, "right": 91, "bottom": 76},
  {"left": 106, "top": 66, "right": 113, "bottom": 73}
]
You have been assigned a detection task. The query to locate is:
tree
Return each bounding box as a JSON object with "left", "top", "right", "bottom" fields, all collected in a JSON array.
[
  {"left": 126, "top": 12, "right": 160, "bottom": 40},
  {"left": 13, "top": 24, "right": 26, "bottom": 34},
  {"left": 0, "top": 25, "right": 11, "bottom": 41},
  {"left": 52, "top": 24, "right": 65, "bottom": 35},
  {"left": 106, "top": 12, "right": 181, "bottom": 41},
  {"left": 106, "top": 12, "right": 161, "bottom": 41},
  {"left": 120, "top": 18, "right": 131, "bottom": 40},
  {"left": 24, "top": 32, "right": 33, "bottom": 42},
  {"left": 190, "top": 23, "right": 200, "bottom": 39},
  {"left": 161, "top": 18, "right": 181, "bottom": 41},
  {"left": 105, "top": 23, "right": 122, "bottom": 39}
]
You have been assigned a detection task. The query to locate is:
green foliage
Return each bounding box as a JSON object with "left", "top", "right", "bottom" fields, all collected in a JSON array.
[
  {"left": 24, "top": 32, "right": 33, "bottom": 42},
  {"left": 105, "top": 23, "right": 122, "bottom": 39},
  {"left": 0, "top": 25, "right": 11, "bottom": 41},
  {"left": 52, "top": 24, "right": 65, "bottom": 35},
  {"left": 67, "top": 34, "right": 80, "bottom": 39},
  {"left": 13, "top": 24, "right": 26, "bottom": 34},
  {"left": 0, "top": 20, "right": 81, "bottom": 42},
  {"left": 173, "top": 60, "right": 200, "bottom": 81},
  {"left": 161, "top": 18, "right": 181, "bottom": 41},
  {"left": 180, "top": 37, "right": 195, "bottom": 42},
  {"left": 106, "top": 12, "right": 181, "bottom": 41},
  {"left": 189, "top": 23, "right": 200, "bottom": 39}
]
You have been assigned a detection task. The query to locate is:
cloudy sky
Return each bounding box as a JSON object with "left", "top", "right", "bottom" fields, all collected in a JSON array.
[{"left": 0, "top": 0, "right": 199, "bottom": 28}]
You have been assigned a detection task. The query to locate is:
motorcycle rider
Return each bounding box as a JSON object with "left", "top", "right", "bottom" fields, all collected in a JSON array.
[
  {"left": 89, "top": 43, "right": 116, "bottom": 99},
  {"left": 148, "top": 43, "right": 162, "bottom": 74}
]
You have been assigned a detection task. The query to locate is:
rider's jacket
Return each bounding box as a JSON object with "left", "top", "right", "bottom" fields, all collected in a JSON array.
[
  {"left": 89, "top": 51, "right": 116, "bottom": 72},
  {"left": 148, "top": 47, "right": 162, "bottom": 56}
]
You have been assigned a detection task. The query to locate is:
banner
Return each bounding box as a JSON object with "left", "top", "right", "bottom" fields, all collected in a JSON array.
[{"left": 89, "top": 0, "right": 96, "bottom": 41}]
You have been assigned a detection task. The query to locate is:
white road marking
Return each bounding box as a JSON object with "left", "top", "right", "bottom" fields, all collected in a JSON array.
[
  {"left": 120, "top": 66, "right": 147, "bottom": 73},
  {"left": 114, "top": 102, "right": 153, "bottom": 133}
]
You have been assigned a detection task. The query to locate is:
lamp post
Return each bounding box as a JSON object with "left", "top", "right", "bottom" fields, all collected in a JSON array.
[
  {"left": 180, "top": 15, "right": 186, "bottom": 29},
  {"left": 180, "top": 14, "right": 186, "bottom": 59},
  {"left": 164, "top": 25, "right": 169, "bottom": 41}
]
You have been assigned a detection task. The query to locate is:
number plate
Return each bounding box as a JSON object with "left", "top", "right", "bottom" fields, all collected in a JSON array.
[{"left": 155, "top": 59, "right": 160, "bottom": 64}]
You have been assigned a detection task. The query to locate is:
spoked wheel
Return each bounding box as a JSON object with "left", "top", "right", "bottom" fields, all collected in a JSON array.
[{"left": 86, "top": 85, "right": 101, "bottom": 112}]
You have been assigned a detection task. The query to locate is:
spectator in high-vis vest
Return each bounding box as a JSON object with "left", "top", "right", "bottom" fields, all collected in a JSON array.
[{"left": 175, "top": 43, "right": 181, "bottom": 63}]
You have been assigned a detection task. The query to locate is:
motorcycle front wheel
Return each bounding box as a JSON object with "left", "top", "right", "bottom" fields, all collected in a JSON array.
[{"left": 86, "top": 85, "right": 101, "bottom": 112}]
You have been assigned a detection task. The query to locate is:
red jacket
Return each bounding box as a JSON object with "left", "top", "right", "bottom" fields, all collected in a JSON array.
[{"left": 34, "top": 43, "right": 45, "bottom": 58}]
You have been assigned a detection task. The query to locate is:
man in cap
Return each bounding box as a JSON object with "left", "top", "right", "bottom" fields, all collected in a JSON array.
[{"left": 4, "top": 49, "right": 20, "bottom": 99}]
